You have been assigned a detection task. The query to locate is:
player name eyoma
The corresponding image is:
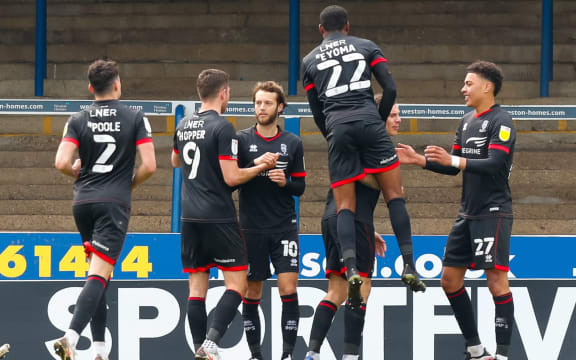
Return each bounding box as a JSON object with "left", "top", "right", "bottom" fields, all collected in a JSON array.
[{"left": 317, "top": 39, "right": 357, "bottom": 61}]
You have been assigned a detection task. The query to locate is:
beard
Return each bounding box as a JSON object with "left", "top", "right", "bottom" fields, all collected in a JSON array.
[{"left": 256, "top": 108, "right": 278, "bottom": 126}]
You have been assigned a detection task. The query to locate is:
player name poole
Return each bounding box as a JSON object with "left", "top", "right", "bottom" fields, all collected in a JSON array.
[{"left": 87, "top": 121, "right": 121, "bottom": 132}]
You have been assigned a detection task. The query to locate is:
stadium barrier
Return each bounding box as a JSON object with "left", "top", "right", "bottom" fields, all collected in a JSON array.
[
  {"left": 2, "top": 99, "right": 576, "bottom": 232},
  {"left": 0, "top": 232, "right": 575, "bottom": 359}
]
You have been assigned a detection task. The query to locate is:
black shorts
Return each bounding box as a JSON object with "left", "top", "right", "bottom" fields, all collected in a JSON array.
[
  {"left": 443, "top": 216, "right": 513, "bottom": 271},
  {"left": 181, "top": 221, "right": 247, "bottom": 273},
  {"left": 245, "top": 229, "right": 299, "bottom": 281},
  {"left": 327, "top": 120, "right": 399, "bottom": 188},
  {"left": 321, "top": 216, "right": 375, "bottom": 278},
  {"left": 73, "top": 202, "right": 130, "bottom": 265}
]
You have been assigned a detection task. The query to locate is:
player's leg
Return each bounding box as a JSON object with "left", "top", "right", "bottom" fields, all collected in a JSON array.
[
  {"left": 475, "top": 217, "right": 514, "bottom": 360},
  {"left": 327, "top": 122, "right": 364, "bottom": 304},
  {"left": 360, "top": 120, "right": 424, "bottom": 292},
  {"left": 342, "top": 222, "right": 375, "bottom": 360},
  {"left": 270, "top": 229, "right": 300, "bottom": 360},
  {"left": 243, "top": 232, "right": 270, "bottom": 359},
  {"left": 90, "top": 273, "right": 110, "bottom": 360},
  {"left": 442, "top": 217, "right": 491, "bottom": 359},
  {"left": 197, "top": 223, "right": 248, "bottom": 360},
  {"left": 277, "top": 272, "right": 299, "bottom": 360},
  {"left": 244, "top": 280, "right": 264, "bottom": 360},
  {"left": 55, "top": 204, "right": 123, "bottom": 360},
  {"left": 188, "top": 272, "right": 210, "bottom": 352},
  {"left": 306, "top": 273, "right": 347, "bottom": 360}
]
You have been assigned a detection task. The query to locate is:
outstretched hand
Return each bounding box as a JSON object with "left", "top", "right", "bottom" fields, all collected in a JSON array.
[
  {"left": 375, "top": 232, "right": 387, "bottom": 258},
  {"left": 424, "top": 145, "right": 451, "bottom": 167},
  {"left": 254, "top": 152, "right": 279, "bottom": 169}
]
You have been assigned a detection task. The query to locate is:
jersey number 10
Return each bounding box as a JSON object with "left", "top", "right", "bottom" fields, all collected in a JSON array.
[{"left": 317, "top": 53, "right": 371, "bottom": 97}]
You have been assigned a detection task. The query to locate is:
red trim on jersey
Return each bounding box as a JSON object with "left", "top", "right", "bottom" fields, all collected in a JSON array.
[
  {"left": 290, "top": 172, "right": 307, "bottom": 177},
  {"left": 488, "top": 144, "right": 510, "bottom": 154},
  {"left": 83, "top": 241, "right": 116, "bottom": 265},
  {"left": 494, "top": 264, "right": 510, "bottom": 272},
  {"left": 255, "top": 129, "right": 282, "bottom": 142},
  {"left": 331, "top": 173, "right": 366, "bottom": 189},
  {"left": 452, "top": 144, "right": 462, "bottom": 151},
  {"left": 364, "top": 160, "right": 400, "bottom": 174},
  {"left": 218, "top": 155, "right": 238, "bottom": 161},
  {"left": 188, "top": 297, "right": 205, "bottom": 301},
  {"left": 475, "top": 108, "right": 493, "bottom": 118},
  {"left": 219, "top": 265, "right": 248, "bottom": 272},
  {"left": 319, "top": 301, "right": 337, "bottom": 312},
  {"left": 136, "top": 138, "right": 153, "bottom": 146},
  {"left": 360, "top": 305, "right": 367, "bottom": 311},
  {"left": 447, "top": 287, "right": 466, "bottom": 299},
  {"left": 88, "top": 275, "right": 107, "bottom": 288},
  {"left": 183, "top": 264, "right": 215, "bottom": 273},
  {"left": 61, "top": 137, "right": 79, "bottom": 147},
  {"left": 304, "top": 83, "right": 315, "bottom": 92},
  {"left": 243, "top": 298, "right": 260, "bottom": 305},
  {"left": 325, "top": 269, "right": 346, "bottom": 279},
  {"left": 494, "top": 295, "right": 513, "bottom": 305},
  {"left": 370, "top": 57, "right": 388, "bottom": 67},
  {"left": 173, "top": 148, "right": 179, "bottom": 154}
]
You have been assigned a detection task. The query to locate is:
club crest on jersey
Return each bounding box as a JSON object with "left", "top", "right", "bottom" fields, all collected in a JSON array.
[
  {"left": 499, "top": 126, "right": 511, "bottom": 142},
  {"left": 280, "top": 143, "right": 288, "bottom": 156},
  {"left": 479, "top": 120, "right": 489, "bottom": 133},
  {"left": 231, "top": 139, "right": 238, "bottom": 155},
  {"left": 249, "top": 144, "right": 258, "bottom": 152}
]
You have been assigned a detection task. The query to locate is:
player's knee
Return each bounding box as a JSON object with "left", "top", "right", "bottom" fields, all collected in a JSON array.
[{"left": 440, "top": 273, "right": 462, "bottom": 293}]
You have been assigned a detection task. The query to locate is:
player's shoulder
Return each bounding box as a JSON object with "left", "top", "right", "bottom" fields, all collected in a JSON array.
[
  {"left": 491, "top": 105, "right": 513, "bottom": 122},
  {"left": 281, "top": 130, "right": 303, "bottom": 145},
  {"left": 302, "top": 44, "right": 322, "bottom": 65},
  {"left": 236, "top": 126, "right": 254, "bottom": 138}
]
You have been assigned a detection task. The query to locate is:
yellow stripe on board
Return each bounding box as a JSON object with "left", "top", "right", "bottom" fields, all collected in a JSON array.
[
  {"left": 166, "top": 116, "right": 175, "bottom": 133},
  {"left": 409, "top": 118, "right": 418, "bottom": 132},
  {"left": 43, "top": 116, "right": 52, "bottom": 135},
  {"left": 227, "top": 116, "right": 237, "bottom": 128},
  {"left": 558, "top": 120, "right": 568, "bottom": 131}
]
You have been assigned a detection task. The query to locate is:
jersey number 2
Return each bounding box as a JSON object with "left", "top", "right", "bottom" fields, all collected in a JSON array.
[
  {"left": 183, "top": 141, "right": 201, "bottom": 179},
  {"left": 317, "top": 53, "right": 371, "bottom": 97}
]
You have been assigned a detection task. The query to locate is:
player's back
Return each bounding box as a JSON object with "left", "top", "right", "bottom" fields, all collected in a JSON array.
[
  {"left": 174, "top": 110, "right": 238, "bottom": 223},
  {"left": 63, "top": 100, "right": 152, "bottom": 206},
  {"left": 302, "top": 33, "right": 387, "bottom": 127}
]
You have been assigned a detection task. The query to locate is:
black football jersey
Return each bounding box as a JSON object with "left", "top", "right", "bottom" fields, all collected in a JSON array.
[
  {"left": 62, "top": 100, "right": 153, "bottom": 206},
  {"left": 237, "top": 125, "right": 306, "bottom": 231},
  {"left": 173, "top": 110, "right": 238, "bottom": 223},
  {"left": 322, "top": 182, "right": 380, "bottom": 225},
  {"left": 302, "top": 32, "right": 388, "bottom": 129},
  {"left": 452, "top": 105, "right": 516, "bottom": 217}
]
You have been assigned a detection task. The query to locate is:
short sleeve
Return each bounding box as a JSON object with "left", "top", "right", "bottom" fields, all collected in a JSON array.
[
  {"left": 290, "top": 139, "right": 306, "bottom": 178},
  {"left": 135, "top": 112, "right": 153, "bottom": 146},
  {"left": 488, "top": 113, "right": 515, "bottom": 154},
  {"left": 61, "top": 115, "right": 80, "bottom": 147},
  {"left": 217, "top": 121, "right": 238, "bottom": 161}
]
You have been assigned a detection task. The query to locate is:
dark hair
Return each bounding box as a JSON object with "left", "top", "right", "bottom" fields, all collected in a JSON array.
[
  {"left": 320, "top": 5, "right": 348, "bottom": 32},
  {"left": 196, "top": 69, "right": 230, "bottom": 100},
  {"left": 252, "top": 81, "right": 287, "bottom": 113},
  {"left": 87, "top": 59, "right": 119, "bottom": 95},
  {"left": 466, "top": 61, "right": 504, "bottom": 96}
]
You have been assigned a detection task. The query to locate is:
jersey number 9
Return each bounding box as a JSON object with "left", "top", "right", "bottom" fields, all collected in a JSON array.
[{"left": 183, "top": 141, "right": 201, "bottom": 180}]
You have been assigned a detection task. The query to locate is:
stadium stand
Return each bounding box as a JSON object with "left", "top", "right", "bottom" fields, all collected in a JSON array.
[{"left": 0, "top": 0, "right": 575, "bottom": 234}]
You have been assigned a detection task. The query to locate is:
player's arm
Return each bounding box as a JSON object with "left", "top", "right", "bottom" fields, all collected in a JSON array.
[
  {"left": 133, "top": 142, "right": 156, "bottom": 189},
  {"left": 302, "top": 63, "right": 328, "bottom": 138},
  {"left": 171, "top": 150, "right": 181, "bottom": 168},
  {"left": 374, "top": 232, "right": 387, "bottom": 258},
  {"left": 270, "top": 139, "right": 307, "bottom": 195},
  {"left": 55, "top": 141, "right": 80, "bottom": 178},
  {"left": 370, "top": 52, "right": 397, "bottom": 120},
  {"left": 396, "top": 143, "right": 460, "bottom": 176},
  {"left": 220, "top": 154, "right": 277, "bottom": 187}
]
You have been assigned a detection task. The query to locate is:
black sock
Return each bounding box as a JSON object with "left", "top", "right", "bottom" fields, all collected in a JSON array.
[
  {"left": 343, "top": 303, "right": 366, "bottom": 355},
  {"left": 188, "top": 297, "right": 207, "bottom": 351},
  {"left": 387, "top": 198, "right": 415, "bottom": 269},
  {"left": 446, "top": 287, "right": 480, "bottom": 346},
  {"left": 494, "top": 292, "right": 514, "bottom": 357},
  {"left": 337, "top": 209, "right": 357, "bottom": 272},
  {"left": 206, "top": 289, "right": 242, "bottom": 345},
  {"left": 70, "top": 275, "right": 107, "bottom": 335},
  {"left": 308, "top": 300, "right": 337, "bottom": 353},
  {"left": 90, "top": 282, "right": 108, "bottom": 342},
  {"left": 281, "top": 293, "right": 299, "bottom": 357},
  {"left": 242, "top": 298, "right": 262, "bottom": 358}
]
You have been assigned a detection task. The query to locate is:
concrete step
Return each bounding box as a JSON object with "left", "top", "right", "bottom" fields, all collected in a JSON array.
[
  {"left": 4, "top": 61, "right": 576, "bottom": 83},
  {"left": 0, "top": 200, "right": 171, "bottom": 216},
  {"left": 2, "top": 167, "right": 574, "bottom": 190},
  {"left": 3, "top": 44, "right": 576, "bottom": 65},
  {"left": 0, "top": 184, "right": 172, "bottom": 201},
  {"left": 1, "top": 213, "right": 573, "bottom": 235}
]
